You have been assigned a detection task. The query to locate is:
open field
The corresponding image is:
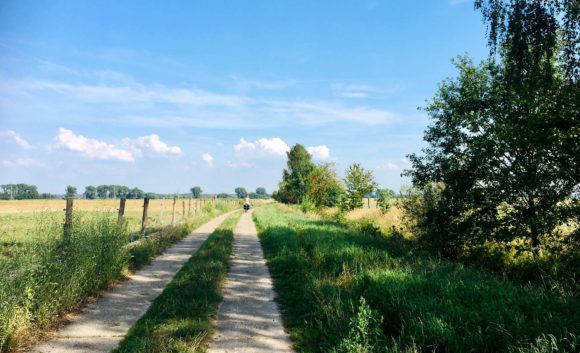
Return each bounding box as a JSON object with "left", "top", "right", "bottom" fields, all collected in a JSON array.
[
  {"left": 0, "top": 199, "right": 239, "bottom": 243},
  {"left": 254, "top": 204, "right": 580, "bottom": 353}
]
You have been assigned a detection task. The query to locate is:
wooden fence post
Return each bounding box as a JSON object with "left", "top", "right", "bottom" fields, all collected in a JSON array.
[
  {"left": 63, "top": 198, "right": 73, "bottom": 241},
  {"left": 188, "top": 197, "right": 191, "bottom": 216},
  {"left": 367, "top": 197, "right": 371, "bottom": 208},
  {"left": 160, "top": 198, "right": 164, "bottom": 226},
  {"left": 172, "top": 197, "right": 176, "bottom": 226},
  {"left": 141, "top": 197, "right": 149, "bottom": 233},
  {"left": 182, "top": 200, "right": 185, "bottom": 222},
  {"left": 118, "top": 198, "right": 126, "bottom": 222}
]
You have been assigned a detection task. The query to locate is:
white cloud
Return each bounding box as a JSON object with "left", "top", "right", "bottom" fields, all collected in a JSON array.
[
  {"left": 2, "top": 158, "right": 46, "bottom": 168},
  {"left": 53, "top": 129, "right": 183, "bottom": 162},
  {"left": 234, "top": 138, "right": 290, "bottom": 158},
  {"left": 0, "top": 130, "right": 32, "bottom": 149},
  {"left": 307, "top": 145, "right": 330, "bottom": 160},
  {"left": 54, "top": 128, "right": 134, "bottom": 162},
  {"left": 124, "top": 134, "right": 182, "bottom": 157},
  {"left": 202, "top": 153, "right": 214, "bottom": 167},
  {"left": 386, "top": 161, "right": 400, "bottom": 170}
]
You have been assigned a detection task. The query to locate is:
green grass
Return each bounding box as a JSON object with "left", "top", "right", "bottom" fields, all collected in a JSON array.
[
  {"left": 114, "top": 211, "right": 241, "bottom": 353},
  {"left": 254, "top": 204, "right": 580, "bottom": 353},
  {"left": 0, "top": 212, "right": 130, "bottom": 352},
  {"left": 0, "top": 201, "right": 235, "bottom": 353}
]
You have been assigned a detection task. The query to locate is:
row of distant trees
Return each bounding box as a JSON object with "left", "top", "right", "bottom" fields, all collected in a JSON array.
[
  {"left": 79, "top": 185, "right": 146, "bottom": 199},
  {"left": 0, "top": 184, "right": 57, "bottom": 200},
  {"left": 273, "top": 144, "right": 395, "bottom": 213},
  {"left": 2, "top": 183, "right": 272, "bottom": 201}
]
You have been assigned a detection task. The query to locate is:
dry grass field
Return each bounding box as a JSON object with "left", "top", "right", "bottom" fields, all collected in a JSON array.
[{"left": 0, "top": 198, "right": 233, "bottom": 242}]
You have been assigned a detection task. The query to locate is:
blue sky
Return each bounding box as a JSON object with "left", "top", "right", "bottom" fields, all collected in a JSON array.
[{"left": 0, "top": 0, "right": 488, "bottom": 195}]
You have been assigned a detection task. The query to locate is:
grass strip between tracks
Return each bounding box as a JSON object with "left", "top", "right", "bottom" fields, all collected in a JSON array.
[{"left": 114, "top": 211, "right": 242, "bottom": 353}]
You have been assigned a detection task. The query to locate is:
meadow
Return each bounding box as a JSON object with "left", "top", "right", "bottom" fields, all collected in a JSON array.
[
  {"left": 0, "top": 198, "right": 222, "bottom": 243},
  {"left": 254, "top": 203, "right": 579, "bottom": 353}
]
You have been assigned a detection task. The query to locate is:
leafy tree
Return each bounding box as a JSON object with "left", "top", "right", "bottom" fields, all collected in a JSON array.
[
  {"left": 84, "top": 186, "right": 97, "bottom": 199},
  {"left": 234, "top": 187, "right": 248, "bottom": 198},
  {"left": 277, "top": 144, "right": 315, "bottom": 204},
  {"left": 405, "top": 1, "right": 580, "bottom": 255},
  {"left": 216, "top": 193, "right": 230, "bottom": 198},
  {"left": 256, "top": 187, "right": 267, "bottom": 196},
  {"left": 307, "top": 163, "right": 344, "bottom": 208},
  {"left": 0, "top": 184, "right": 40, "bottom": 199},
  {"left": 129, "top": 187, "right": 144, "bottom": 199},
  {"left": 342, "top": 163, "right": 377, "bottom": 211},
  {"left": 65, "top": 185, "right": 77, "bottom": 199},
  {"left": 376, "top": 188, "right": 395, "bottom": 214},
  {"left": 96, "top": 185, "right": 108, "bottom": 199},
  {"left": 191, "top": 186, "right": 203, "bottom": 198}
]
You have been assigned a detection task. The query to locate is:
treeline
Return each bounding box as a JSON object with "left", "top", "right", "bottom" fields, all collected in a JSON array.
[
  {"left": 82, "top": 185, "right": 147, "bottom": 199},
  {"left": 273, "top": 144, "right": 395, "bottom": 213},
  {"left": 0, "top": 184, "right": 57, "bottom": 200}
]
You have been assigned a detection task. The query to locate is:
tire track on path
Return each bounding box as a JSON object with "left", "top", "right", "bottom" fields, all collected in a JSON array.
[{"left": 31, "top": 212, "right": 234, "bottom": 353}]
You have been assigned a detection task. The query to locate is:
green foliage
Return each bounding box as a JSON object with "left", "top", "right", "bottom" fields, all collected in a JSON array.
[
  {"left": 0, "top": 213, "right": 129, "bottom": 351},
  {"left": 83, "top": 185, "right": 97, "bottom": 199},
  {"left": 0, "top": 184, "right": 40, "bottom": 200},
  {"left": 299, "top": 196, "right": 318, "bottom": 214},
  {"left": 254, "top": 204, "right": 580, "bottom": 353},
  {"left": 277, "top": 144, "right": 316, "bottom": 204},
  {"left": 333, "top": 297, "right": 386, "bottom": 353},
  {"left": 342, "top": 163, "right": 377, "bottom": 211},
  {"left": 191, "top": 186, "right": 203, "bottom": 198},
  {"left": 65, "top": 185, "right": 77, "bottom": 198},
  {"left": 376, "top": 189, "right": 395, "bottom": 214},
  {"left": 307, "top": 163, "right": 345, "bottom": 208},
  {"left": 256, "top": 187, "right": 267, "bottom": 196},
  {"left": 234, "top": 187, "right": 248, "bottom": 198},
  {"left": 115, "top": 213, "right": 240, "bottom": 353},
  {"left": 93, "top": 185, "right": 147, "bottom": 199}
]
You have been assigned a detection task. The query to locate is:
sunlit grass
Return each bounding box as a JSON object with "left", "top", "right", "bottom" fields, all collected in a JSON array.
[
  {"left": 114, "top": 212, "right": 241, "bottom": 353},
  {"left": 254, "top": 204, "right": 579, "bottom": 353}
]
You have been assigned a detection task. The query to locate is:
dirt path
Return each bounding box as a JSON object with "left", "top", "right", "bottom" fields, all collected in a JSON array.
[
  {"left": 209, "top": 210, "right": 294, "bottom": 353},
  {"left": 30, "top": 212, "right": 233, "bottom": 353}
]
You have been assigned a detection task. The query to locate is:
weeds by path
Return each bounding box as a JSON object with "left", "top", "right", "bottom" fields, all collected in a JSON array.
[
  {"left": 114, "top": 212, "right": 241, "bottom": 353},
  {"left": 0, "top": 202, "right": 234, "bottom": 353},
  {"left": 253, "top": 204, "right": 579, "bottom": 353}
]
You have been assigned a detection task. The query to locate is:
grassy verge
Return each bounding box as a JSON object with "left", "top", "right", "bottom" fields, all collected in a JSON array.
[
  {"left": 254, "top": 204, "right": 579, "bottom": 353},
  {"left": 0, "top": 201, "right": 234, "bottom": 353},
  {"left": 128, "top": 201, "right": 231, "bottom": 270},
  {"left": 0, "top": 212, "right": 129, "bottom": 352},
  {"left": 114, "top": 211, "right": 241, "bottom": 353}
]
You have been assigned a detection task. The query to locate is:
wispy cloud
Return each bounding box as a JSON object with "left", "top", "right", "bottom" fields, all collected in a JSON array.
[
  {"left": 332, "top": 84, "right": 377, "bottom": 98},
  {"left": 0, "top": 130, "right": 33, "bottom": 149},
  {"left": 1, "top": 73, "right": 395, "bottom": 128},
  {"left": 1, "top": 158, "right": 46, "bottom": 168},
  {"left": 230, "top": 76, "right": 296, "bottom": 90}
]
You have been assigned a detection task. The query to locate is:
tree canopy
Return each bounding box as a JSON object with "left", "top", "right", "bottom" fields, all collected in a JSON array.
[{"left": 405, "top": 0, "right": 579, "bottom": 255}]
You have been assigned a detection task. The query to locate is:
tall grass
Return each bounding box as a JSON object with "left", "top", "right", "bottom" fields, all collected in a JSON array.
[
  {"left": 254, "top": 204, "right": 580, "bottom": 353},
  {"left": 0, "top": 200, "right": 234, "bottom": 352},
  {"left": 0, "top": 212, "right": 129, "bottom": 352}
]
